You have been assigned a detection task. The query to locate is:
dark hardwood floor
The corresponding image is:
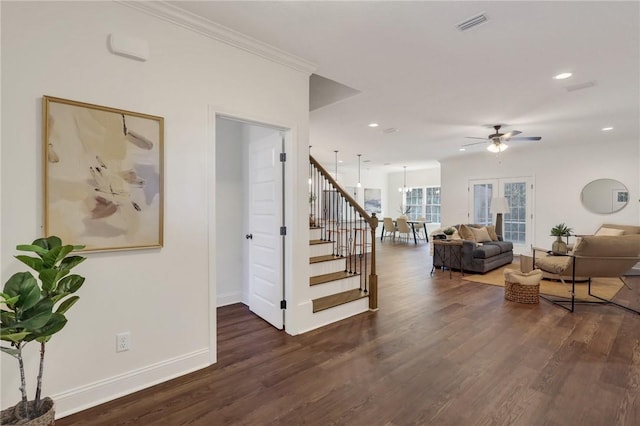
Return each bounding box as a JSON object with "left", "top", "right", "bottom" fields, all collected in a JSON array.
[{"left": 58, "top": 240, "right": 640, "bottom": 425}]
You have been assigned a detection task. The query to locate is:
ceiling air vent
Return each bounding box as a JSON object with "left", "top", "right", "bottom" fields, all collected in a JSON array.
[
  {"left": 456, "top": 13, "right": 489, "bottom": 32},
  {"left": 564, "top": 81, "right": 597, "bottom": 92}
]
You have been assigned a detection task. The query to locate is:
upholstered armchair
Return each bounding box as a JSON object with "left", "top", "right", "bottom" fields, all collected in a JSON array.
[{"left": 533, "top": 234, "right": 640, "bottom": 313}]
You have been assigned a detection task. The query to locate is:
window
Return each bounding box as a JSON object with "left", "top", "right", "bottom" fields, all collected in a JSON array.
[
  {"left": 472, "top": 183, "right": 493, "bottom": 226},
  {"left": 425, "top": 187, "right": 441, "bottom": 223},
  {"left": 404, "top": 186, "right": 440, "bottom": 222},
  {"left": 503, "top": 182, "right": 527, "bottom": 245},
  {"left": 405, "top": 188, "right": 423, "bottom": 220}
]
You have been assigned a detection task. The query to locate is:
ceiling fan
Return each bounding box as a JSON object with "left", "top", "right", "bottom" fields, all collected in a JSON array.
[{"left": 463, "top": 125, "right": 542, "bottom": 152}]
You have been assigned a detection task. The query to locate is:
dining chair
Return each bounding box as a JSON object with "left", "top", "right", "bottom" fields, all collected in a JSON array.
[
  {"left": 413, "top": 217, "right": 427, "bottom": 240},
  {"left": 396, "top": 217, "right": 413, "bottom": 244},
  {"left": 382, "top": 217, "right": 397, "bottom": 241}
]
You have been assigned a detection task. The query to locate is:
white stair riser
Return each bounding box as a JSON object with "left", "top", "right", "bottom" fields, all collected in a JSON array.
[
  {"left": 310, "top": 258, "right": 346, "bottom": 276},
  {"left": 309, "top": 228, "right": 322, "bottom": 240},
  {"left": 310, "top": 243, "right": 334, "bottom": 257},
  {"left": 309, "top": 297, "right": 369, "bottom": 330},
  {"left": 309, "top": 275, "right": 361, "bottom": 300}
]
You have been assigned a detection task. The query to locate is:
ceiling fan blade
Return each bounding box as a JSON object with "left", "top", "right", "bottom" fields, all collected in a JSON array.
[
  {"left": 501, "top": 130, "right": 522, "bottom": 139},
  {"left": 464, "top": 136, "right": 488, "bottom": 140},
  {"left": 507, "top": 136, "right": 542, "bottom": 141},
  {"left": 462, "top": 140, "right": 490, "bottom": 147}
]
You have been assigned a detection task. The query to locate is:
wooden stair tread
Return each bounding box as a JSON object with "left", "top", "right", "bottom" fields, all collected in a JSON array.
[
  {"left": 312, "top": 289, "right": 368, "bottom": 313},
  {"left": 310, "top": 239, "right": 333, "bottom": 246},
  {"left": 310, "top": 271, "right": 357, "bottom": 286},
  {"left": 310, "top": 254, "right": 342, "bottom": 264}
]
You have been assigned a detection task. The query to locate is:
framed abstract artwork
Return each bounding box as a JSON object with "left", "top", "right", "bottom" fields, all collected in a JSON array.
[
  {"left": 43, "top": 96, "right": 164, "bottom": 252},
  {"left": 364, "top": 188, "right": 382, "bottom": 214}
]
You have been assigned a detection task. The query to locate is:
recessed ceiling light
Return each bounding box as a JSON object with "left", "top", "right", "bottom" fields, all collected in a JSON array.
[
  {"left": 554, "top": 72, "right": 572, "bottom": 80},
  {"left": 338, "top": 160, "right": 343, "bottom": 163},
  {"left": 459, "top": 148, "right": 466, "bottom": 152},
  {"left": 368, "top": 123, "right": 379, "bottom": 128},
  {"left": 602, "top": 127, "right": 614, "bottom": 131}
]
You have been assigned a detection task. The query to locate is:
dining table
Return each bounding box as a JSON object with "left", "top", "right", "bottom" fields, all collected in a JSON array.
[{"left": 380, "top": 220, "right": 429, "bottom": 244}]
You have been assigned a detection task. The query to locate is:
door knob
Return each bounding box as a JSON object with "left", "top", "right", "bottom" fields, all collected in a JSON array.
[{"left": 245, "top": 234, "right": 253, "bottom": 240}]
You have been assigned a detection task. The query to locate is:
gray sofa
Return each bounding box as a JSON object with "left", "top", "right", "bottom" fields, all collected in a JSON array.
[{"left": 433, "top": 224, "right": 514, "bottom": 274}]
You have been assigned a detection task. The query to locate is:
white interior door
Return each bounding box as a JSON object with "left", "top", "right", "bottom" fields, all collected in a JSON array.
[
  {"left": 469, "top": 177, "right": 534, "bottom": 254},
  {"left": 248, "top": 129, "right": 284, "bottom": 329}
]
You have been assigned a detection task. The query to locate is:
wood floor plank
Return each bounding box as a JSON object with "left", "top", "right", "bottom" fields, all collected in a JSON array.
[{"left": 57, "top": 240, "right": 640, "bottom": 425}]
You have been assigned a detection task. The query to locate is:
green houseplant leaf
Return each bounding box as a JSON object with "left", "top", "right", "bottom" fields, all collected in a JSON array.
[
  {"left": 3, "top": 272, "right": 41, "bottom": 312},
  {"left": 15, "top": 255, "right": 45, "bottom": 271},
  {"left": 550, "top": 223, "right": 573, "bottom": 237}
]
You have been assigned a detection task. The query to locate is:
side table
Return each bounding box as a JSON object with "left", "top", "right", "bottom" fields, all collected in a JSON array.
[{"left": 431, "top": 239, "right": 464, "bottom": 278}]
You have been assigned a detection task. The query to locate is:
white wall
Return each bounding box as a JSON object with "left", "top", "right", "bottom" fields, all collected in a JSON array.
[
  {"left": 440, "top": 140, "right": 639, "bottom": 249},
  {"left": 215, "top": 119, "right": 244, "bottom": 306},
  {"left": 1, "top": 1, "right": 309, "bottom": 417}
]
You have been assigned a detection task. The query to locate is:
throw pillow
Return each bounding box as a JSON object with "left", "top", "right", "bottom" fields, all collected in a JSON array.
[
  {"left": 450, "top": 230, "right": 462, "bottom": 240},
  {"left": 458, "top": 224, "right": 475, "bottom": 241},
  {"left": 594, "top": 227, "right": 625, "bottom": 236},
  {"left": 486, "top": 225, "right": 499, "bottom": 241},
  {"left": 470, "top": 226, "right": 492, "bottom": 243}
]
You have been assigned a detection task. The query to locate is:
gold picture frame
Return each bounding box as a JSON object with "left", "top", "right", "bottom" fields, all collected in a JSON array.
[{"left": 43, "top": 96, "right": 164, "bottom": 252}]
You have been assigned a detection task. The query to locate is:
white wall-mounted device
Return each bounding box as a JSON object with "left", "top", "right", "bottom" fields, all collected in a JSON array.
[{"left": 108, "top": 33, "right": 149, "bottom": 62}]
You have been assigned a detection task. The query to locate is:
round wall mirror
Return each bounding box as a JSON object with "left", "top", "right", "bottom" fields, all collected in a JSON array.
[{"left": 581, "top": 178, "right": 629, "bottom": 214}]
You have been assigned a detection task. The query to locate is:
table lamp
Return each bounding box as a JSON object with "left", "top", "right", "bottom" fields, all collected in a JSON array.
[{"left": 490, "top": 197, "right": 510, "bottom": 238}]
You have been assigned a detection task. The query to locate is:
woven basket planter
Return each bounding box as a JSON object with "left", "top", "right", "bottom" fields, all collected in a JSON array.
[
  {"left": 0, "top": 397, "right": 55, "bottom": 425},
  {"left": 504, "top": 280, "right": 540, "bottom": 304},
  {"left": 503, "top": 268, "right": 542, "bottom": 304}
]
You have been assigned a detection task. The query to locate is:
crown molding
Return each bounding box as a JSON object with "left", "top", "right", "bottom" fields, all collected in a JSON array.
[{"left": 116, "top": 1, "right": 317, "bottom": 74}]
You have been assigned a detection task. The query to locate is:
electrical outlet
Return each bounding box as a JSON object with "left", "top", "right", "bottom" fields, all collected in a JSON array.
[{"left": 116, "top": 332, "right": 131, "bottom": 352}]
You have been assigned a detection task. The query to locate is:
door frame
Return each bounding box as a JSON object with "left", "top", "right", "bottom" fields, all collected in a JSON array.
[
  {"left": 207, "top": 105, "right": 296, "bottom": 365},
  {"left": 468, "top": 176, "right": 535, "bottom": 254}
]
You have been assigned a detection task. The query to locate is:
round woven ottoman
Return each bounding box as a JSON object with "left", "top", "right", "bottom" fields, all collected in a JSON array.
[{"left": 503, "top": 268, "right": 542, "bottom": 304}]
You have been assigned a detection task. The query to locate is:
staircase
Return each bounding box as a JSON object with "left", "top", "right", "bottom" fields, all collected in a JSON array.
[
  {"left": 303, "top": 155, "right": 378, "bottom": 330},
  {"left": 309, "top": 227, "right": 368, "bottom": 314}
]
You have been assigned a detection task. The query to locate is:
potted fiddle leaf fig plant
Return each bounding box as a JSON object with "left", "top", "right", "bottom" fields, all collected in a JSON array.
[
  {"left": 550, "top": 223, "right": 573, "bottom": 254},
  {"left": 1, "top": 236, "right": 86, "bottom": 425}
]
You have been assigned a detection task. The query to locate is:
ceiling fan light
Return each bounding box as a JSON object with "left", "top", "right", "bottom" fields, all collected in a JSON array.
[
  {"left": 487, "top": 142, "right": 508, "bottom": 153},
  {"left": 554, "top": 72, "right": 572, "bottom": 80}
]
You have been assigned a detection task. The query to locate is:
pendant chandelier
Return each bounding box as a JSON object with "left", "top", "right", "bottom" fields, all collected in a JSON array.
[
  {"left": 357, "top": 154, "right": 362, "bottom": 188},
  {"left": 398, "top": 165, "right": 409, "bottom": 192}
]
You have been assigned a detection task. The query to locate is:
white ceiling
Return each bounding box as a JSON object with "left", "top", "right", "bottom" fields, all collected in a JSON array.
[{"left": 168, "top": 1, "right": 640, "bottom": 173}]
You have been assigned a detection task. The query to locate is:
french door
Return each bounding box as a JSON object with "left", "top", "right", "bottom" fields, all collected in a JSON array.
[{"left": 468, "top": 177, "right": 534, "bottom": 254}]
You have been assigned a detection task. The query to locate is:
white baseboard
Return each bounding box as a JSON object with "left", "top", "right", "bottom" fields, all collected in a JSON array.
[
  {"left": 53, "top": 348, "right": 210, "bottom": 419},
  {"left": 217, "top": 291, "right": 242, "bottom": 307}
]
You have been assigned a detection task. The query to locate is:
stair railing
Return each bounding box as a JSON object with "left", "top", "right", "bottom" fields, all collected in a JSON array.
[{"left": 309, "top": 155, "right": 378, "bottom": 310}]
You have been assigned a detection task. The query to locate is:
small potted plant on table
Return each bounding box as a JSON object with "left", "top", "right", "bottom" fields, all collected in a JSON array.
[
  {"left": 443, "top": 227, "right": 456, "bottom": 239},
  {"left": 1, "top": 236, "right": 86, "bottom": 425},
  {"left": 550, "top": 223, "right": 573, "bottom": 254}
]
